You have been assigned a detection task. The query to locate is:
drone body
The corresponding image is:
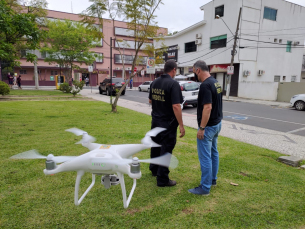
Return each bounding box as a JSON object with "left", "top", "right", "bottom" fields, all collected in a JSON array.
[{"left": 11, "top": 127, "right": 178, "bottom": 208}]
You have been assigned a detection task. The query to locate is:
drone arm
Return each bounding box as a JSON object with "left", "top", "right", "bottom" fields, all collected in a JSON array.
[
  {"left": 117, "top": 172, "right": 137, "bottom": 209},
  {"left": 74, "top": 171, "right": 96, "bottom": 206}
]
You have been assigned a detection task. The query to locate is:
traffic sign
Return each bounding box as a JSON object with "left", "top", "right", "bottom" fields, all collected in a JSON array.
[
  {"left": 227, "top": 66, "right": 234, "bottom": 75},
  {"left": 134, "top": 67, "right": 137, "bottom": 73},
  {"left": 146, "top": 57, "right": 155, "bottom": 74},
  {"left": 88, "top": 66, "right": 93, "bottom": 72}
]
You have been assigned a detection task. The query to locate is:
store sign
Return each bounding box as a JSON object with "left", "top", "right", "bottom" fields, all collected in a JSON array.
[
  {"left": 210, "top": 64, "right": 230, "bottom": 73},
  {"left": 160, "top": 45, "right": 179, "bottom": 62}
]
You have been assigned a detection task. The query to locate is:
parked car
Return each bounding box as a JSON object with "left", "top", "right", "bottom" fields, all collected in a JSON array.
[
  {"left": 290, "top": 94, "right": 305, "bottom": 111},
  {"left": 99, "top": 78, "right": 126, "bottom": 96},
  {"left": 179, "top": 81, "right": 199, "bottom": 109},
  {"left": 138, "top": 81, "right": 152, "bottom": 92}
]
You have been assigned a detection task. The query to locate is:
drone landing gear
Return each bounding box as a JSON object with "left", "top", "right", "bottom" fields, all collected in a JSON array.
[
  {"left": 117, "top": 172, "right": 137, "bottom": 209},
  {"left": 74, "top": 171, "right": 137, "bottom": 208},
  {"left": 74, "top": 170, "right": 96, "bottom": 206}
]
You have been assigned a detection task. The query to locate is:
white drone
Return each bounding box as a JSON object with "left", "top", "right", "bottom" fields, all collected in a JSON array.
[{"left": 10, "top": 127, "right": 178, "bottom": 208}]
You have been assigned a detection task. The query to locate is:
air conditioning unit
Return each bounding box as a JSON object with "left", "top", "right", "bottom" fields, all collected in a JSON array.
[
  {"left": 195, "top": 39, "right": 202, "bottom": 45},
  {"left": 293, "top": 41, "right": 300, "bottom": 46},
  {"left": 127, "top": 67, "right": 132, "bottom": 70},
  {"left": 115, "top": 67, "right": 120, "bottom": 70},
  {"left": 196, "top": 33, "right": 202, "bottom": 39},
  {"left": 243, "top": 70, "right": 251, "bottom": 76},
  {"left": 258, "top": 70, "right": 265, "bottom": 76},
  {"left": 56, "top": 64, "right": 60, "bottom": 67}
]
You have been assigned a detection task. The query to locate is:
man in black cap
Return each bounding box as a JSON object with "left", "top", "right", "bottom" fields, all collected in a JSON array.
[{"left": 149, "top": 59, "right": 185, "bottom": 187}]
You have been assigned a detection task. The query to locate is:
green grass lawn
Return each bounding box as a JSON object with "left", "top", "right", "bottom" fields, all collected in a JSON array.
[
  {"left": 0, "top": 97, "right": 305, "bottom": 228},
  {"left": 7, "top": 89, "right": 63, "bottom": 96}
]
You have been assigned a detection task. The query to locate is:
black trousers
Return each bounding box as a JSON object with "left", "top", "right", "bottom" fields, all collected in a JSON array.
[{"left": 150, "top": 117, "right": 178, "bottom": 185}]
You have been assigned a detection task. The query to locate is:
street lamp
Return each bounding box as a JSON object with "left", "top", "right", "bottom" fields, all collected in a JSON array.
[{"left": 216, "top": 7, "right": 242, "bottom": 99}]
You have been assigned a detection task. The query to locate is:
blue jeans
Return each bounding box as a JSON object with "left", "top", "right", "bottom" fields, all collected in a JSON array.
[{"left": 197, "top": 122, "right": 222, "bottom": 191}]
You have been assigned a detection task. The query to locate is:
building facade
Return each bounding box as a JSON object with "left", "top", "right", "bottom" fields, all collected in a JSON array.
[
  {"left": 155, "top": 0, "right": 305, "bottom": 100},
  {"left": 10, "top": 10, "right": 167, "bottom": 87}
]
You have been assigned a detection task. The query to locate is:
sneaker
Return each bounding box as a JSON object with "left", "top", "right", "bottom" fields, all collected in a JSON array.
[
  {"left": 188, "top": 186, "right": 210, "bottom": 195},
  {"left": 212, "top": 180, "right": 217, "bottom": 186},
  {"left": 157, "top": 179, "right": 177, "bottom": 187}
]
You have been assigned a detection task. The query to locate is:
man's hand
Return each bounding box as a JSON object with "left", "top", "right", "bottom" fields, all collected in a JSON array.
[
  {"left": 197, "top": 129, "right": 204, "bottom": 140},
  {"left": 179, "top": 125, "right": 185, "bottom": 138}
]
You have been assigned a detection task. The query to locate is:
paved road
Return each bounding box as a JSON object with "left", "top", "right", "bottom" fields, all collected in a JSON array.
[
  {"left": 80, "top": 89, "right": 305, "bottom": 159},
  {"left": 119, "top": 90, "right": 305, "bottom": 137}
]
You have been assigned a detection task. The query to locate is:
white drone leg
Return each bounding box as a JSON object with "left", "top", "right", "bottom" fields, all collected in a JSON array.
[
  {"left": 74, "top": 171, "right": 96, "bottom": 206},
  {"left": 117, "top": 172, "right": 137, "bottom": 208}
]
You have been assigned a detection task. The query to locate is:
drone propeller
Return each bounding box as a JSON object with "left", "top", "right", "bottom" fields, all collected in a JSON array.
[
  {"left": 106, "top": 153, "right": 178, "bottom": 169},
  {"left": 66, "top": 128, "right": 96, "bottom": 144},
  {"left": 10, "top": 150, "right": 77, "bottom": 164},
  {"left": 141, "top": 127, "right": 166, "bottom": 146}
]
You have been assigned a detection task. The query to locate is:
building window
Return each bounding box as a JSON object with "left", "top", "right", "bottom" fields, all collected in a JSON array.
[
  {"left": 286, "top": 41, "right": 292, "bottom": 52},
  {"left": 51, "top": 71, "right": 58, "bottom": 75},
  {"left": 114, "top": 54, "right": 147, "bottom": 65},
  {"left": 274, "top": 38, "right": 277, "bottom": 43},
  {"left": 291, "top": 76, "right": 296, "bottom": 82},
  {"left": 263, "top": 7, "right": 277, "bottom": 21},
  {"left": 274, "top": 75, "right": 280, "bottom": 82},
  {"left": 279, "top": 39, "right": 282, "bottom": 43},
  {"left": 185, "top": 41, "right": 197, "bottom": 53},
  {"left": 41, "top": 51, "right": 47, "bottom": 58},
  {"left": 215, "top": 5, "right": 224, "bottom": 18},
  {"left": 283, "top": 76, "right": 286, "bottom": 81},
  {"left": 20, "top": 70, "right": 27, "bottom": 74},
  {"left": 95, "top": 53, "right": 103, "bottom": 63},
  {"left": 210, "top": 35, "right": 227, "bottom": 49},
  {"left": 302, "top": 55, "right": 305, "bottom": 71}
]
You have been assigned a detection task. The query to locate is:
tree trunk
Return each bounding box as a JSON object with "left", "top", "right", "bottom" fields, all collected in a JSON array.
[{"left": 34, "top": 59, "right": 39, "bottom": 89}]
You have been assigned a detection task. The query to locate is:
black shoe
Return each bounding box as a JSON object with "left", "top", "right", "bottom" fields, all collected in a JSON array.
[
  {"left": 157, "top": 179, "right": 177, "bottom": 187},
  {"left": 212, "top": 180, "right": 217, "bottom": 186}
]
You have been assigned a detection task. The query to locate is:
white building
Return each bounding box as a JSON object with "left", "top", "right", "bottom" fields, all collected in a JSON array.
[{"left": 155, "top": 0, "right": 305, "bottom": 100}]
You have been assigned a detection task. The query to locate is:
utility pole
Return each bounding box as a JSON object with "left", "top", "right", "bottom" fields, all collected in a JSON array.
[{"left": 226, "top": 7, "right": 242, "bottom": 99}]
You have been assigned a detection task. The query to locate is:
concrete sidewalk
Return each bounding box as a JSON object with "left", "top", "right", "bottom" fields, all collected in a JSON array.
[{"left": 80, "top": 89, "right": 305, "bottom": 159}]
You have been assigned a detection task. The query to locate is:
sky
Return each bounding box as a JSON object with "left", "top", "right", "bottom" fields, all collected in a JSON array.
[{"left": 46, "top": 0, "right": 305, "bottom": 33}]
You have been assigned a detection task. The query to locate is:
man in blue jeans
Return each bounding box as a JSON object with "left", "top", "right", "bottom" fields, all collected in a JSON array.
[{"left": 188, "top": 60, "right": 223, "bottom": 195}]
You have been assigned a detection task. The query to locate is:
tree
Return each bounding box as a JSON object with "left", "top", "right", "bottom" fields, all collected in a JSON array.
[
  {"left": 108, "top": 0, "right": 164, "bottom": 112},
  {"left": 41, "top": 19, "right": 100, "bottom": 82},
  {"left": 82, "top": 0, "right": 164, "bottom": 112},
  {"left": 0, "top": 0, "right": 47, "bottom": 80}
]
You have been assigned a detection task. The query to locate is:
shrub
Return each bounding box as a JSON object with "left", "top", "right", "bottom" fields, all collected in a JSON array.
[
  {"left": 59, "top": 82, "right": 72, "bottom": 93},
  {"left": 70, "top": 80, "right": 85, "bottom": 97},
  {"left": 0, "top": 81, "right": 10, "bottom": 96}
]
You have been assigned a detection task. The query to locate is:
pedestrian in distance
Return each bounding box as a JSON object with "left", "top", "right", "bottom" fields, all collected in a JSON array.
[
  {"left": 85, "top": 77, "right": 89, "bottom": 86},
  {"left": 13, "top": 74, "right": 17, "bottom": 87},
  {"left": 7, "top": 73, "right": 13, "bottom": 89},
  {"left": 148, "top": 59, "right": 185, "bottom": 187},
  {"left": 130, "top": 78, "right": 133, "bottom": 89},
  {"left": 17, "top": 75, "right": 22, "bottom": 89},
  {"left": 188, "top": 60, "right": 223, "bottom": 196}
]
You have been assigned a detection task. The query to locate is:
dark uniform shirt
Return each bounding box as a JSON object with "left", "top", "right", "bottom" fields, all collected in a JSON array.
[
  {"left": 197, "top": 77, "right": 223, "bottom": 127},
  {"left": 149, "top": 74, "right": 183, "bottom": 121}
]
